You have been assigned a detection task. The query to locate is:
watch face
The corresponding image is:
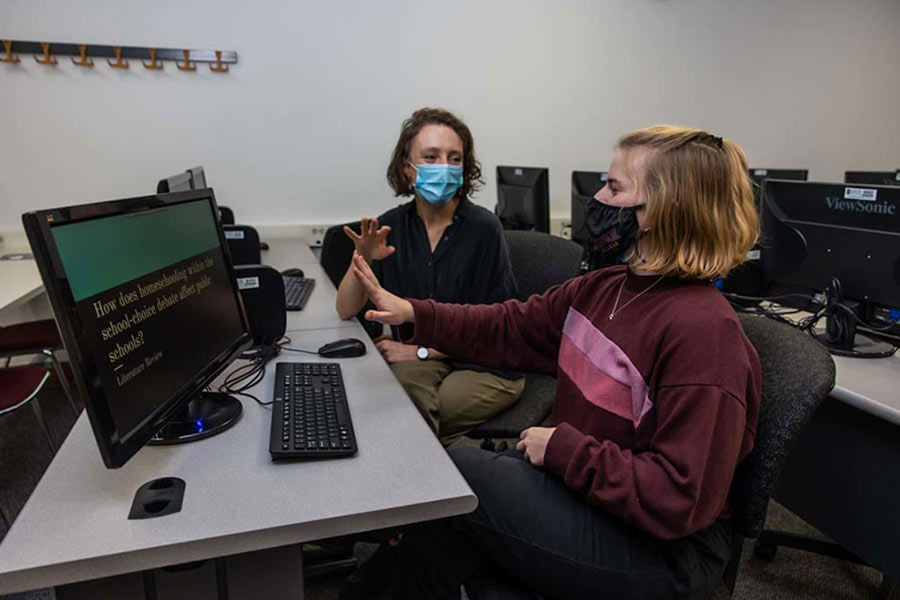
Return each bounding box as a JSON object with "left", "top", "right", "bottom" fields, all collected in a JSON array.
[{"left": 416, "top": 346, "right": 429, "bottom": 360}]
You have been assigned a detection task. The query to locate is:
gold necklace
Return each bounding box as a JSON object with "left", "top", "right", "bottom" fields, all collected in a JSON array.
[{"left": 609, "top": 276, "right": 664, "bottom": 320}]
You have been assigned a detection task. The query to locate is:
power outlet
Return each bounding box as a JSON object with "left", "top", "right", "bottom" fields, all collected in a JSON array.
[{"left": 307, "top": 226, "right": 328, "bottom": 248}]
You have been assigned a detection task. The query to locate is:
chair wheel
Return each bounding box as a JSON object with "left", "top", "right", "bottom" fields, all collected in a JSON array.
[{"left": 754, "top": 540, "right": 778, "bottom": 561}]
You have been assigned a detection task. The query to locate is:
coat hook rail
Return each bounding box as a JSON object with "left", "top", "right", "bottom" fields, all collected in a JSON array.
[{"left": 1, "top": 40, "right": 237, "bottom": 69}]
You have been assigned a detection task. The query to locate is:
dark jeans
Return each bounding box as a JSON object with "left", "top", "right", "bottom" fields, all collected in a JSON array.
[{"left": 393, "top": 447, "right": 734, "bottom": 600}]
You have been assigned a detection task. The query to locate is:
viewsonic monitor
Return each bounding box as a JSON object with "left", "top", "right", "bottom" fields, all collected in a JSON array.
[
  {"left": 571, "top": 171, "right": 608, "bottom": 244},
  {"left": 22, "top": 190, "right": 252, "bottom": 468},
  {"left": 760, "top": 179, "right": 900, "bottom": 356},
  {"left": 844, "top": 170, "right": 900, "bottom": 187},
  {"left": 495, "top": 166, "right": 550, "bottom": 233}
]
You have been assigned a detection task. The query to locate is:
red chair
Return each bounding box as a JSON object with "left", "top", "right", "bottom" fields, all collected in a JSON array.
[
  {"left": 0, "top": 319, "right": 78, "bottom": 415},
  {"left": 0, "top": 365, "right": 56, "bottom": 529}
]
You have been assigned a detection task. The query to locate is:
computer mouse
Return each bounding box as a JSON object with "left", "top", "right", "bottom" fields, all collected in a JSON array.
[
  {"left": 318, "top": 338, "right": 367, "bottom": 358},
  {"left": 281, "top": 268, "right": 305, "bottom": 278}
]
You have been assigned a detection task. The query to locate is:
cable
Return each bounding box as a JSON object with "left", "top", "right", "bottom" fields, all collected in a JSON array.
[
  {"left": 218, "top": 342, "right": 282, "bottom": 406},
  {"left": 277, "top": 335, "right": 319, "bottom": 356}
]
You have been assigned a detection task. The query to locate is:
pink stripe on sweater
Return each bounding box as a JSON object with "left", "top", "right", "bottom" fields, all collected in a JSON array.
[
  {"left": 558, "top": 339, "right": 634, "bottom": 421},
  {"left": 561, "top": 308, "right": 653, "bottom": 424}
]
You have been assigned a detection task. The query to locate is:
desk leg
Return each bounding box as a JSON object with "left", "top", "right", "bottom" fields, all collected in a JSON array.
[{"left": 57, "top": 544, "right": 305, "bottom": 600}]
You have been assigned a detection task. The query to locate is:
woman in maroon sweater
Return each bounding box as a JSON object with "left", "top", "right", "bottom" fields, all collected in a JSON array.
[{"left": 352, "top": 126, "right": 761, "bottom": 599}]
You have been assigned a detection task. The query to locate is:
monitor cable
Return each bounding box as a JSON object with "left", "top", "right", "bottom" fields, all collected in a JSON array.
[
  {"left": 723, "top": 287, "right": 897, "bottom": 358},
  {"left": 218, "top": 341, "right": 283, "bottom": 406}
]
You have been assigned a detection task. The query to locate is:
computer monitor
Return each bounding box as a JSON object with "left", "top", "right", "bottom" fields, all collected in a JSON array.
[
  {"left": 748, "top": 168, "right": 807, "bottom": 207},
  {"left": 157, "top": 166, "right": 207, "bottom": 193},
  {"left": 844, "top": 170, "right": 900, "bottom": 186},
  {"left": 571, "top": 171, "right": 608, "bottom": 244},
  {"left": 760, "top": 179, "right": 900, "bottom": 356},
  {"left": 495, "top": 166, "right": 550, "bottom": 233},
  {"left": 22, "top": 190, "right": 253, "bottom": 468}
]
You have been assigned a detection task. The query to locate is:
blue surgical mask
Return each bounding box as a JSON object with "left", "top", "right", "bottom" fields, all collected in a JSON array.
[{"left": 410, "top": 162, "right": 463, "bottom": 205}]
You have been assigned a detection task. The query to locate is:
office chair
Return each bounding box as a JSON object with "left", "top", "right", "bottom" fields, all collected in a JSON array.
[
  {"left": 0, "top": 366, "right": 53, "bottom": 532},
  {"left": 320, "top": 222, "right": 383, "bottom": 339},
  {"left": 465, "top": 313, "right": 835, "bottom": 599},
  {"left": 0, "top": 319, "right": 78, "bottom": 416},
  {"left": 467, "top": 230, "right": 582, "bottom": 450},
  {"left": 0, "top": 366, "right": 56, "bottom": 453},
  {"left": 722, "top": 314, "right": 835, "bottom": 593},
  {"left": 223, "top": 225, "right": 262, "bottom": 265},
  {"left": 218, "top": 205, "right": 236, "bottom": 225}
]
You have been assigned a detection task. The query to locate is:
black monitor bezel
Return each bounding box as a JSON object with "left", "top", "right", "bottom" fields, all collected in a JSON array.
[{"left": 22, "top": 190, "right": 253, "bottom": 468}]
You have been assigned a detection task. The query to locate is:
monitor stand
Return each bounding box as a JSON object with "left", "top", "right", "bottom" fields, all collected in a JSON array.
[{"left": 149, "top": 391, "right": 242, "bottom": 445}]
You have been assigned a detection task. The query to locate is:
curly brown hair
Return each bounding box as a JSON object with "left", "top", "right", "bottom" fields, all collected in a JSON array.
[{"left": 386, "top": 107, "right": 484, "bottom": 200}]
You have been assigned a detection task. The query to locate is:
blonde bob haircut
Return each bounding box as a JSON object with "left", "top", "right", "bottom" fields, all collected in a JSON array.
[{"left": 617, "top": 125, "right": 758, "bottom": 281}]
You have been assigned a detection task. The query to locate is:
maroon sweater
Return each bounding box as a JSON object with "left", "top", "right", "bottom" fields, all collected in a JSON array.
[{"left": 402, "top": 266, "right": 760, "bottom": 540}]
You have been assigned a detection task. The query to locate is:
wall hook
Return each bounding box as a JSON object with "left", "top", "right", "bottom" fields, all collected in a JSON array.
[
  {"left": 209, "top": 50, "right": 229, "bottom": 73},
  {"left": 1, "top": 40, "right": 20, "bottom": 64},
  {"left": 176, "top": 49, "right": 196, "bottom": 71},
  {"left": 71, "top": 44, "right": 94, "bottom": 67},
  {"left": 34, "top": 42, "right": 58, "bottom": 65},
  {"left": 107, "top": 46, "right": 129, "bottom": 69},
  {"left": 142, "top": 48, "right": 164, "bottom": 70}
]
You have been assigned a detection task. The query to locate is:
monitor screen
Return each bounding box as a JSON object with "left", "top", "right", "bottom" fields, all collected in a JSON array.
[
  {"left": 760, "top": 180, "right": 900, "bottom": 310},
  {"left": 844, "top": 170, "right": 900, "bottom": 187},
  {"left": 495, "top": 166, "right": 550, "bottom": 233},
  {"left": 23, "top": 191, "right": 252, "bottom": 468},
  {"left": 571, "top": 171, "right": 608, "bottom": 244}
]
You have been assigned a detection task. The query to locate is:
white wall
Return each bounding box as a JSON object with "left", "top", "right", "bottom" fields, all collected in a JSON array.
[{"left": 2, "top": 0, "right": 899, "bottom": 234}]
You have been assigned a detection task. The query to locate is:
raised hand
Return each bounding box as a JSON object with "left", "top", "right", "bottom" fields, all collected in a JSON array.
[
  {"left": 343, "top": 217, "right": 396, "bottom": 263},
  {"left": 351, "top": 252, "right": 414, "bottom": 325}
]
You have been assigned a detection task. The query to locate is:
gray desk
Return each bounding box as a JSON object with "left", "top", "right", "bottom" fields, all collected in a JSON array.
[
  {"left": 0, "top": 241, "right": 476, "bottom": 597},
  {"left": 829, "top": 353, "right": 900, "bottom": 425},
  {"left": 764, "top": 317, "right": 900, "bottom": 588}
]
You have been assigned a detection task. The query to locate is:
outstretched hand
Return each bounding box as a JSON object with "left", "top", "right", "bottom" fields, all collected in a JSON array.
[
  {"left": 344, "top": 217, "right": 395, "bottom": 263},
  {"left": 351, "top": 253, "right": 414, "bottom": 326}
]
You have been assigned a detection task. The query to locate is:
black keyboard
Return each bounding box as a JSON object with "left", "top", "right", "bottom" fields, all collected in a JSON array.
[
  {"left": 284, "top": 276, "right": 315, "bottom": 311},
  {"left": 269, "top": 362, "right": 358, "bottom": 459}
]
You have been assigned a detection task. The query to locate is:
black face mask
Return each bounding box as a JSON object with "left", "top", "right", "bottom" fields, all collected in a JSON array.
[{"left": 582, "top": 200, "right": 641, "bottom": 271}]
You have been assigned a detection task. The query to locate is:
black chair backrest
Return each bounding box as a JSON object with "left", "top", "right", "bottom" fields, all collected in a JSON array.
[
  {"left": 320, "top": 222, "right": 382, "bottom": 339},
  {"left": 730, "top": 314, "right": 835, "bottom": 538},
  {"left": 503, "top": 230, "right": 583, "bottom": 300},
  {"left": 218, "top": 206, "right": 236, "bottom": 225},
  {"left": 320, "top": 222, "right": 359, "bottom": 288},
  {"left": 223, "top": 225, "right": 261, "bottom": 266}
]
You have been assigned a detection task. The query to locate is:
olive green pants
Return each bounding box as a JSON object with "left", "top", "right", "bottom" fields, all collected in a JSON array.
[{"left": 389, "top": 360, "right": 525, "bottom": 446}]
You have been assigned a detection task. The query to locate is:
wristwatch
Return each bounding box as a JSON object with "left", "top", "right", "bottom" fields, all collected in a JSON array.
[{"left": 416, "top": 346, "right": 430, "bottom": 361}]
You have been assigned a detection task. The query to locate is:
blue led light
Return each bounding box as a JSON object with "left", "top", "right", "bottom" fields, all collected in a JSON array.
[{"left": 195, "top": 420, "right": 204, "bottom": 433}]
